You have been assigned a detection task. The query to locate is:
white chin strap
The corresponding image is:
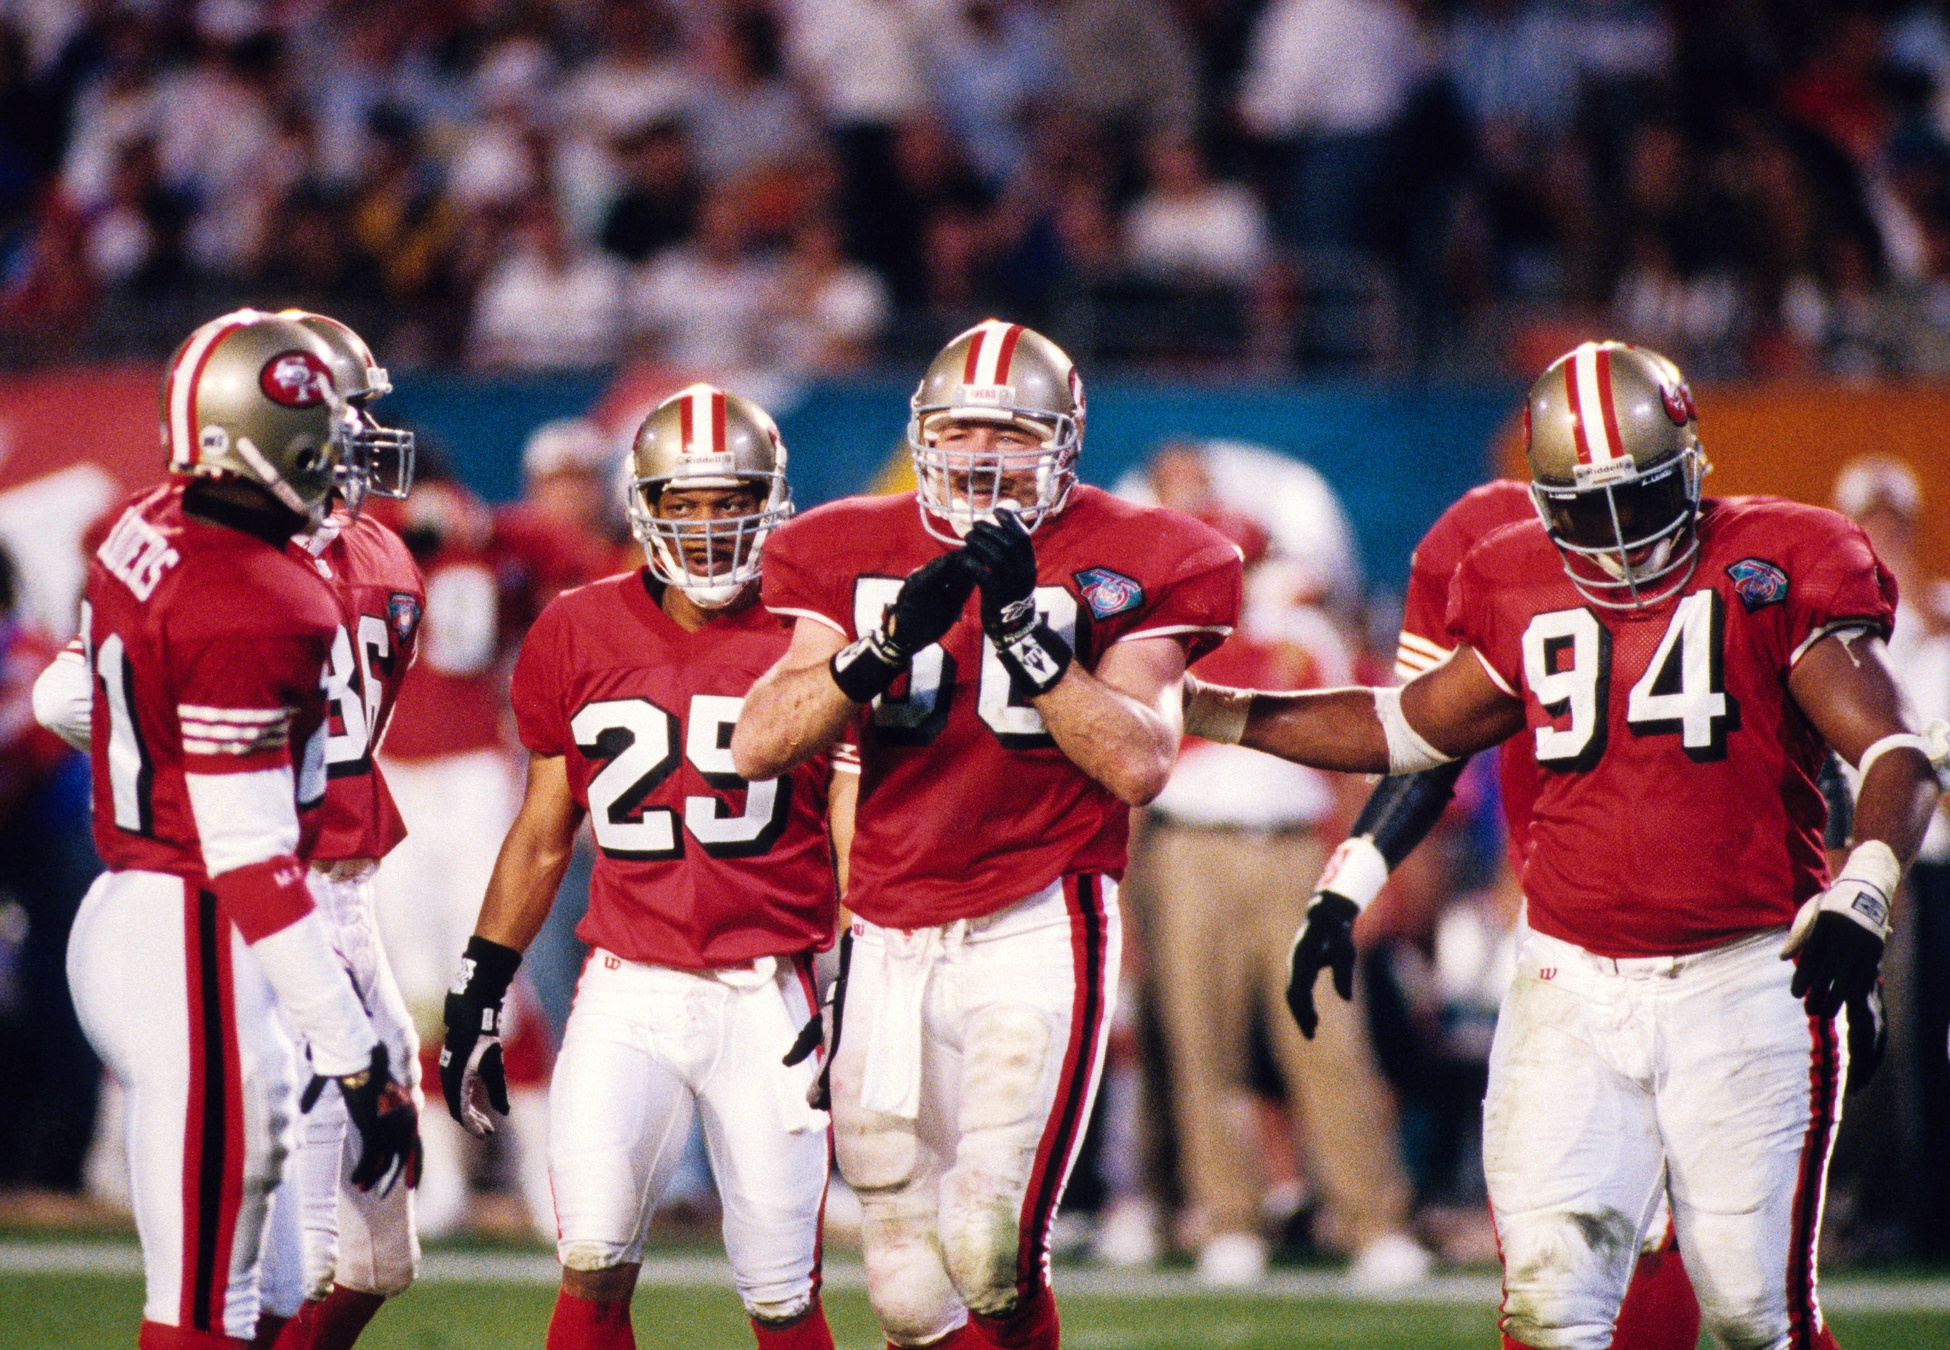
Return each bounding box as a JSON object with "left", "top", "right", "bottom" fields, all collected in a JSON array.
[
  {"left": 944, "top": 495, "right": 1028, "bottom": 536},
  {"left": 1593, "top": 536, "right": 1674, "bottom": 582},
  {"left": 681, "top": 580, "right": 747, "bottom": 608}
]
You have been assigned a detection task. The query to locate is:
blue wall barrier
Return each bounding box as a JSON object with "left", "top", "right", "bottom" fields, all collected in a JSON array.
[{"left": 388, "top": 374, "right": 1520, "bottom": 593}]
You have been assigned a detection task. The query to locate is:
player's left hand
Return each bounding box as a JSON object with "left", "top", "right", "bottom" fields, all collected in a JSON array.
[
  {"left": 1845, "top": 982, "right": 1886, "bottom": 1095},
  {"left": 962, "top": 509, "right": 1072, "bottom": 696},
  {"left": 1783, "top": 875, "right": 1890, "bottom": 1019},
  {"left": 1286, "top": 892, "right": 1359, "bottom": 1039},
  {"left": 440, "top": 936, "right": 521, "bottom": 1136}
]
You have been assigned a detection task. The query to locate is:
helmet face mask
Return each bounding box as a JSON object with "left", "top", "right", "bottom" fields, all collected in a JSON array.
[
  {"left": 626, "top": 384, "right": 791, "bottom": 608},
  {"left": 1524, "top": 340, "right": 1706, "bottom": 611},
  {"left": 908, "top": 320, "right": 1084, "bottom": 543},
  {"left": 280, "top": 310, "right": 416, "bottom": 507}
]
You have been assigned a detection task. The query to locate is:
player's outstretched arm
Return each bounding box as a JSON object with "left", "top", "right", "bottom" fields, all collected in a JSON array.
[
  {"left": 732, "top": 617, "right": 855, "bottom": 781},
  {"left": 32, "top": 639, "right": 92, "bottom": 752},
  {"left": 442, "top": 751, "right": 584, "bottom": 1136},
  {"left": 1782, "top": 630, "right": 1948, "bottom": 1017},
  {"left": 1185, "top": 645, "right": 1525, "bottom": 774}
]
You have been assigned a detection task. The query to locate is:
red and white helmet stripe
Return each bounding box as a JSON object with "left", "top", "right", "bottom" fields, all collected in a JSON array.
[
  {"left": 1563, "top": 342, "right": 1626, "bottom": 467},
  {"left": 959, "top": 319, "right": 1026, "bottom": 389},
  {"left": 165, "top": 311, "right": 258, "bottom": 468},
  {"left": 677, "top": 384, "right": 728, "bottom": 459}
]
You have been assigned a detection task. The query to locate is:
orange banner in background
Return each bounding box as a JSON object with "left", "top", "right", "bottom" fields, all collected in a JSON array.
[{"left": 1497, "top": 383, "right": 1950, "bottom": 572}]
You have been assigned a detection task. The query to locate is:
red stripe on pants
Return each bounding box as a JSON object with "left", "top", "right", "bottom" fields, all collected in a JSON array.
[
  {"left": 1786, "top": 1014, "right": 1839, "bottom": 1350},
  {"left": 1010, "top": 874, "right": 1107, "bottom": 1301},
  {"left": 179, "top": 885, "right": 243, "bottom": 1334}
]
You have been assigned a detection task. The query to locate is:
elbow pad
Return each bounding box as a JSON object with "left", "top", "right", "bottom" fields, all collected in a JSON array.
[{"left": 33, "top": 645, "right": 93, "bottom": 752}]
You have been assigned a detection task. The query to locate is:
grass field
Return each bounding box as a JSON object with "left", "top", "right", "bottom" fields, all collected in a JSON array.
[{"left": 4, "top": 1245, "right": 1949, "bottom": 1349}]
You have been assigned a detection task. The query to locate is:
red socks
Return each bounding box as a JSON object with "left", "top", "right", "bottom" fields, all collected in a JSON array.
[
  {"left": 967, "top": 1286, "right": 1059, "bottom": 1350},
  {"left": 250, "top": 1314, "right": 288, "bottom": 1349},
  {"left": 270, "top": 1285, "right": 385, "bottom": 1350},
  {"left": 751, "top": 1295, "right": 835, "bottom": 1350},
  {"left": 1611, "top": 1246, "right": 1702, "bottom": 1350},
  {"left": 137, "top": 1322, "right": 250, "bottom": 1350},
  {"left": 546, "top": 1288, "right": 635, "bottom": 1350}
]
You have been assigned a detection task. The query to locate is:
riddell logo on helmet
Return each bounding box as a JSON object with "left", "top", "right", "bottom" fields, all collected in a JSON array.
[{"left": 260, "top": 351, "right": 334, "bottom": 408}]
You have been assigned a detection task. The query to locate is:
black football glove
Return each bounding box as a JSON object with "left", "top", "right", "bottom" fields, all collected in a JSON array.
[
  {"left": 783, "top": 932, "right": 852, "bottom": 1111},
  {"left": 1845, "top": 981, "right": 1886, "bottom": 1095},
  {"left": 302, "top": 1043, "right": 421, "bottom": 1195},
  {"left": 1783, "top": 873, "right": 1890, "bottom": 1020},
  {"left": 440, "top": 935, "right": 520, "bottom": 1137},
  {"left": 830, "top": 551, "right": 978, "bottom": 702},
  {"left": 1286, "top": 892, "right": 1360, "bottom": 1039},
  {"left": 962, "top": 510, "right": 1071, "bottom": 696}
]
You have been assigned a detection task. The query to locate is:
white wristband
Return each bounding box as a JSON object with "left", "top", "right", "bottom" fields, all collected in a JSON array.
[
  {"left": 1828, "top": 839, "right": 1900, "bottom": 938},
  {"left": 1375, "top": 686, "right": 1454, "bottom": 775},
  {"left": 1315, "top": 835, "right": 1389, "bottom": 911},
  {"left": 1183, "top": 675, "right": 1252, "bottom": 746}
]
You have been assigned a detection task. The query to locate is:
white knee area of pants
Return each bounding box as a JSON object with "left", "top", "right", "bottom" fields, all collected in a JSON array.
[
  {"left": 1499, "top": 1208, "right": 1643, "bottom": 1350},
  {"left": 938, "top": 1005, "right": 1051, "bottom": 1316},
  {"left": 745, "top": 1292, "right": 813, "bottom": 1325},
  {"left": 559, "top": 1240, "right": 632, "bottom": 1274},
  {"left": 858, "top": 1187, "right": 963, "bottom": 1345},
  {"left": 335, "top": 1183, "right": 419, "bottom": 1298}
]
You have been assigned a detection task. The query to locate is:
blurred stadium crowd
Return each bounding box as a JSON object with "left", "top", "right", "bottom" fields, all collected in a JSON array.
[{"left": 8, "top": 1, "right": 1950, "bottom": 375}]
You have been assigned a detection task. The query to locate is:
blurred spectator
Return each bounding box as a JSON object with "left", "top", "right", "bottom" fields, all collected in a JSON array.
[
  {"left": 688, "top": 5, "right": 818, "bottom": 188},
  {"left": 1122, "top": 444, "right": 1430, "bottom": 1290},
  {"left": 0, "top": 543, "right": 100, "bottom": 1195},
  {"left": 1125, "top": 131, "right": 1270, "bottom": 285},
  {"left": 557, "top": 0, "right": 693, "bottom": 147},
  {"left": 1045, "top": 0, "right": 1198, "bottom": 141},
  {"left": 923, "top": 0, "right": 1056, "bottom": 189},
  {"left": 598, "top": 117, "right": 701, "bottom": 264},
  {"left": 1831, "top": 454, "right": 1950, "bottom": 1260},
  {"left": 1238, "top": 0, "right": 1427, "bottom": 250},
  {"left": 630, "top": 189, "right": 778, "bottom": 371},
  {"left": 507, "top": 417, "right": 627, "bottom": 564},
  {"left": 856, "top": 114, "right": 994, "bottom": 310},
  {"left": 80, "top": 138, "right": 191, "bottom": 293},
  {"left": 769, "top": 213, "right": 891, "bottom": 375},
  {"left": 471, "top": 193, "right": 624, "bottom": 371}
]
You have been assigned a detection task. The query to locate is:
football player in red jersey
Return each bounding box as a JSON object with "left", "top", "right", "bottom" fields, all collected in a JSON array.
[
  {"left": 732, "top": 321, "right": 1242, "bottom": 1350},
  {"left": 1283, "top": 476, "right": 1700, "bottom": 1348},
  {"left": 439, "top": 386, "right": 847, "bottom": 1350},
  {"left": 58, "top": 313, "right": 417, "bottom": 1350},
  {"left": 1183, "top": 341, "right": 1949, "bottom": 1350},
  {"left": 38, "top": 311, "right": 432, "bottom": 1350}
]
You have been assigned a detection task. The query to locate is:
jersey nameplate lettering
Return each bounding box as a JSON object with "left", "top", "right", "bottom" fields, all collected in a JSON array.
[{"left": 98, "top": 509, "right": 180, "bottom": 601}]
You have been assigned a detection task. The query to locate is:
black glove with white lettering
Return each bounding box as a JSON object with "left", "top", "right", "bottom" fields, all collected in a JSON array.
[
  {"left": 303, "top": 1043, "right": 421, "bottom": 1195},
  {"left": 962, "top": 509, "right": 1070, "bottom": 697},
  {"left": 830, "top": 552, "right": 978, "bottom": 702},
  {"left": 1286, "top": 892, "right": 1359, "bottom": 1040},
  {"left": 440, "top": 935, "right": 520, "bottom": 1137}
]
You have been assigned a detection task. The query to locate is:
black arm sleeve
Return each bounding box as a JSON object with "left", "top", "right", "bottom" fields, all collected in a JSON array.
[
  {"left": 1346, "top": 757, "right": 1472, "bottom": 870},
  {"left": 1818, "top": 751, "right": 1853, "bottom": 852}
]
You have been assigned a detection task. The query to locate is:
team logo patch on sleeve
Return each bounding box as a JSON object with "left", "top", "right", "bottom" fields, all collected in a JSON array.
[
  {"left": 389, "top": 592, "right": 423, "bottom": 644},
  {"left": 1073, "top": 567, "right": 1144, "bottom": 620},
  {"left": 1726, "top": 558, "right": 1788, "bottom": 612}
]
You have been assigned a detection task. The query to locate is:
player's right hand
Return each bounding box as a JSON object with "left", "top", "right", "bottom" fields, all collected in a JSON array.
[
  {"left": 440, "top": 936, "right": 522, "bottom": 1137},
  {"left": 830, "top": 550, "right": 978, "bottom": 703},
  {"left": 326, "top": 1043, "right": 422, "bottom": 1196},
  {"left": 1845, "top": 982, "right": 1886, "bottom": 1095},
  {"left": 1286, "top": 891, "right": 1360, "bottom": 1039}
]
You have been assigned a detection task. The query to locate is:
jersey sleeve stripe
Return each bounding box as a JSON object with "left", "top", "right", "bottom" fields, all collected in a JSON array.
[
  {"left": 1788, "top": 620, "right": 1881, "bottom": 670},
  {"left": 767, "top": 605, "right": 848, "bottom": 636},
  {"left": 1113, "top": 622, "right": 1233, "bottom": 644},
  {"left": 177, "top": 706, "right": 290, "bottom": 724},
  {"left": 1469, "top": 645, "right": 1517, "bottom": 697},
  {"left": 1397, "top": 631, "right": 1451, "bottom": 661}
]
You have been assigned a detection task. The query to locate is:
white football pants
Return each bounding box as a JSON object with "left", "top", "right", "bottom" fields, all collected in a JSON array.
[
  {"left": 1485, "top": 927, "right": 1843, "bottom": 1350},
  {"left": 67, "top": 870, "right": 297, "bottom": 1341},
  {"left": 831, "top": 875, "right": 1118, "bottom": 1347},
  {"left": 548, "top": 948, "right": 829, "bottom": 1323},
  {"left": 259, "top": 867, "right": 421, "bottom": 1315}
]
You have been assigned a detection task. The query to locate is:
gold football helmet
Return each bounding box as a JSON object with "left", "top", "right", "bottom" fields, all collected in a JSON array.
[
  {"left": 626, "top": 384, "right": 792, "bottom": 607},
  {"left": 163, "top": 311, "right": 349, "bottom": 524},
  {"left": 908, "top": 319, "right": 1084, "bottom": 543},
  {"left": 1525, "top": 340, "right": 1706, "bottom": 609},
  {"left": 282, "top": 310, "right": 415, "bottom": 504}
]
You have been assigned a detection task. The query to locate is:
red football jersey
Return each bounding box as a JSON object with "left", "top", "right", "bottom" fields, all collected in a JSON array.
[
  {"left": 84, "top": 483, "right": 340, "bottom": 879},
  {"left": 763, "top": 486, "right": 1243, "bottom": 927},
  {"left": 1445, "top": 496, "right": 1897, "bottom": 957},
  {"left": 1396, "top": 479, "right": 1541, "bottom": 867},
  {"left": 297, "top": 511, "right": 425, "bottom": 862},
  {"left": 510, "top": 571, "right": 837, "bottom": 970}
]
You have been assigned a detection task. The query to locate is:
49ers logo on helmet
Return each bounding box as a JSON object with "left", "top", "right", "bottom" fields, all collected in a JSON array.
[
  {"left": 260, "top": 350, "right": 334, "bottom": 407},
  {"left": 1659, "top": 380, "right": 1697, "bottom": 426}
]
